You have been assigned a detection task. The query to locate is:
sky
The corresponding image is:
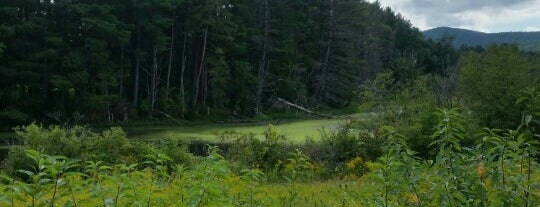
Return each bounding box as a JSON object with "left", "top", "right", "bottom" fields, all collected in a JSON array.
[{"left": 368, "top": 0, "right": 540, "bottom": 33}]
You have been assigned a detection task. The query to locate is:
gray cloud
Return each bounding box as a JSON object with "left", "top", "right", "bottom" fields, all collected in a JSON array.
[
  {"left": 408, "top": 0, "right": 533, "bottom": 13},
  {"left": 370, "top": 0, "right": 540, "bottom": 32}
]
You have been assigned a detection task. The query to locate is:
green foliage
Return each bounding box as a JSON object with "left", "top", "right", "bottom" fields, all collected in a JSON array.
[
  {"left": 365, "top": 108, "right": 540, "bottom": 206},
  {"left": 150, "top": 137, "right": 192, "bottom": 166},
  {"left": 358, "top": 70, "right": 444, "bottom": 158},
  {"left": 213, "top": 123, "right": 380, "bottom": 180},
  {"left": 2, "top": 124, "right": 191, "bottom": 176},
  {"left": 283, "top": 149, "right": 315, "bottom": 182},
  {"left": 319, "top": 122, "right": 385, "bottom": 164},
  {"left": 15, "top": 124, "right": 87, "bottom": 158},
  {"left": 186, "top": 146, "right": 234, "bottom": 206},
  {"left": 458, "top": 45, "right": 532, "bottom": 128},
  {"left": 0, "top": 114, "right": 539, "bottom": 206},
  {"left": 0, "top": 146, "right": 33, "bottom": 176},
  {"left": 0, "top": 0, "right": 445, "bottom": 125},
  {"left": 218, "top": 125, "right": 294, "bottom": 179},
  {"left": 517, "top": 87, "right": 540, "bottom": 140},
  {"left": 373, "top": 126, "right": 421, "bottom": 206}
]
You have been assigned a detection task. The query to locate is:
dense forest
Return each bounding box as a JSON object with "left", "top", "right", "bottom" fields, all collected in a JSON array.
[{"left": 0, "top": 0, "right": 454, "bottom": 125}]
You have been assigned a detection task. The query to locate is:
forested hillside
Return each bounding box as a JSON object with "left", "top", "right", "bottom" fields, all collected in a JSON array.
[
  {"left": 424, "top": 27, "right": 540, "bottom": 51},
  {"left": 0, "top": 0, "right": 451, "bottom": 125}
]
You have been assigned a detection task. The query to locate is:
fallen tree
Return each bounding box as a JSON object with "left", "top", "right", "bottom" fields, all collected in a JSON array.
[
  {"left": 152, "top": 109, "right": 184, "bottom": 124},
  {"left": 275, "top": 97, "right": 335, "bottom": 118}
]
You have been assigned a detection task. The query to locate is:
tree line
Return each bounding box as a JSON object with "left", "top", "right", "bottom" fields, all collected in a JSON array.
[{"left": 0, "top": 0, "right": 454, "bottom": 124}]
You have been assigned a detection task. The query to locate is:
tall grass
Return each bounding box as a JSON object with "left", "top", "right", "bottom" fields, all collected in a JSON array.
[{"left": 0, "top": 109, "right": 539, "bottom": 206}]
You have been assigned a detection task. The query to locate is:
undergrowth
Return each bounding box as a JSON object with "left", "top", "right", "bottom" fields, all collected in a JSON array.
[{"left": 0, "top": 109, "right": 539, "bottom": 206}]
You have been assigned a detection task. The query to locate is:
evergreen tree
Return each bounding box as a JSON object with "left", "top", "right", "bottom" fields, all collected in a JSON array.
[{"left": 0, "top": 0, "right": 459, "bottom": 124}]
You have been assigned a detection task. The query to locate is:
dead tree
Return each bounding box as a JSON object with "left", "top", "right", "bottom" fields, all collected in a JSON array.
[{"left": 254, "top": 0, "right": 269, "bottom": 116}]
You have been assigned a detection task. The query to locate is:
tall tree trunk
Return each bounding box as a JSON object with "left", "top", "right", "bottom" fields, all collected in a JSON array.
[
  {"left": 106, "top": 88, "right": 113, "bottom": 123},
  {"left": 193, "top": 26, "right": 208, "bottom": 110},
  {"left": 254, "top": 0, "right": 269, "bottom": 116},
  {"left": 179, "top": 26, "right": 187, "bottom": 117},
  {"left": 150, "top": 45, "right": 159, "bottom": 118},
  {"left": 133, "top": 24, "right": 141, "bottom": 107},
  {"left": 315, "top": 0, "right": 334, "bottom": 102},
  {"left": 42, "top": 1, "right": 49, "bottom": 100},
  {"left": 203, "top": 63, "right": 207, "bottom": 109},
  {"left": 166, "top": 11, "right": 175, "bottom": 98},
  {"left": 42, "top": 44, "right": 49, "bottom": 100},
  {"left": 119, "top": 46, "right": 125, "bottom": 98}
]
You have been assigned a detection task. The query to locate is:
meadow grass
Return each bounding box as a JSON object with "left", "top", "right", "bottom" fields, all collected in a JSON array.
[{"left": 124, "top": 118, "right": 344, "bottom": 143}]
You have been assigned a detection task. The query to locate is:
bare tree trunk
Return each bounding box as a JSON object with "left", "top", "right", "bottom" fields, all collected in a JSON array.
[
  {"left": 193, "top": 26, "right": 208, "bottom": 110},
  {"left": 146, "top": 67, "right": 150, "bottom": 105},
  {"left": 149, "top": 45, "right": 159, "bottom": 118},
  {"left": 42, "top": 1, "right": 49, "bottom": 100},
  {"left": 203, "top": 63, "right": 207, "bottom": 109},
  {"left": 119, "top": 46, "right": 124, "bottom": 98},
  {"left": 133, "top": 24, "right": 141, "bottom": 107},
  {"left": 180, "top": 27, "right": 187, "bottom": 117},
  {"left": 254, "top": 0, "right": 269, "bottom": 116},
  {"left": 166, "top": 11, "right": 175, "bottom": 98},
  {"left": 315, "top": 0, "right": 334, "bottom": 101},
  {"left": 42, "top": 44, "right": 49, "bottom": 100},
  {"left": 106, "top": 88, "right": 113, "bottom": 123}
]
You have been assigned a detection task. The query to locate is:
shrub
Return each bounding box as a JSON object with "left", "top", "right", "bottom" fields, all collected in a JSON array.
[
  {"left": 367, "top": 109, "right": 540, "bottom": 206},
  {"left": 458, "top": 45, "right": 531, "bottom": 128},
  {"left": 319, "top": 122, "right": 385, "bottom": 165},
  {"left": 283, "top": 149, "right": 316, "bottom": 182},
  {"left": 86, "top": 127, "right": 131, "bottom": 163},
  {"left": 344, "top": 156, "right": 368, "bottom": 179},
  {"left": 150, "top": 137, "right": 193, "bottom": 166},
  {"left": 0, "top": 146, "right": 33, "bottom": 176},
  {"left": 0, "top": 112, "right": 538, "bottom": 206},
  {"left": 220, "top": 125, "right": 293, "bottom": 175},
  {"left": 4, "top": 124, "right": 192, "bottom": 175},
  {"left": 15, "top": 124, "right": 90, "bottom": 159}
]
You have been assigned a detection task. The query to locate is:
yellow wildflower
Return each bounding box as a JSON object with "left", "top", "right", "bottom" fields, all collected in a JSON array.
[
  {"left": 477, "top": 162, "right": 486, "bottom": 178},
  {"left": 407, "top": 193, "right": 420, "bottom": 205}
]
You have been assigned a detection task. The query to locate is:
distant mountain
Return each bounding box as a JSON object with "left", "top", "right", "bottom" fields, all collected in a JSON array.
[{"left": 423, "top": 27, "right": 540, "bottom": 51}]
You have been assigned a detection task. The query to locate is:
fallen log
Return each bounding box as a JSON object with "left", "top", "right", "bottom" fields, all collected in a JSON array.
[
  {"left": 152, "top": 109, "right": 184, "bottom": 124},
  {"left": 275, "top": 97, "right": 335, "bottom": 118}
]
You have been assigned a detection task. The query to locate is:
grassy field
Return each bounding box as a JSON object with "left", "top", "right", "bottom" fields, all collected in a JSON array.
[
  {"left": 124, "top": 118, "right": 344, "bottom": 143},
  {"left": 0, "top": 118, "right": 345, "bottom": 159}
]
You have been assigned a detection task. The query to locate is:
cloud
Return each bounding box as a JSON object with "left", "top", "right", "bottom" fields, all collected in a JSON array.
[
  {"left": 525, "top": 26, "right": 540, "bottom": 31},
  {"left": 368, "top": 0, "right": 540, "bottom": 32}
]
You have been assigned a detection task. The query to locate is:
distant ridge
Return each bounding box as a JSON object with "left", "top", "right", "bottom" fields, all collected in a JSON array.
[{"left": 423, "top": 27, "right": 540, "bottom": 51}]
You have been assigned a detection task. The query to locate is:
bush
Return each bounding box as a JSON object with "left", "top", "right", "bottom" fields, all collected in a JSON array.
[
  {"left": 0, "top": 146, "right": 33, "bottom": 176},
  {"left": 344, "top": 156, "right": 369, "bottom": 179},
  {"left": 458, "top": 45, "right": 531, "bottom": 128},
  {"left": 150, "top": 137, "right": 193, "bottom": 166},
  {"left": 319, "top": 122, "right": 385, "bottom": 164},
  {"left": 15, "top": 124, "right": 87, "bottom": 158},
  {"left": 219, "top": 125, "right": 293, "bottom": 175},
  {"left": 85, "top": 127, "right": 130, "bottom": 162},
  {"left": 367, "top": 109, "right": 540, "bottom": 206},
  {"left": 0, "top": 110, "right": 538, "bottom": 206},
  {"left": 2, "top": 124, "right": 192, "bottom": 175}
]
